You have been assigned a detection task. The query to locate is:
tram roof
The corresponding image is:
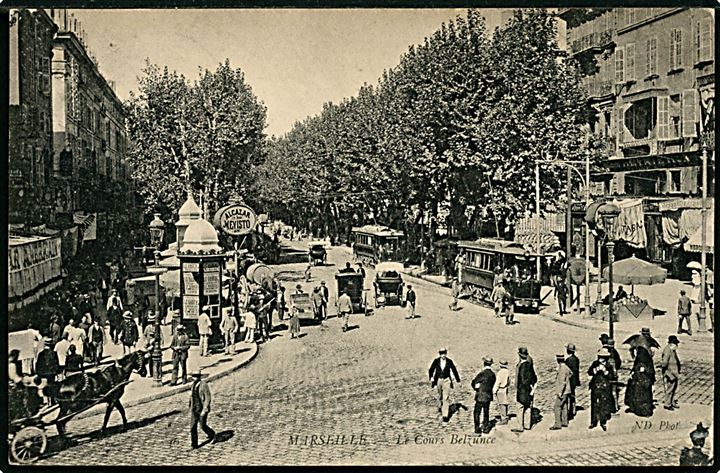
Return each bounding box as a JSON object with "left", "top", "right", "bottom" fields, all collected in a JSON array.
[
  {"left": 458, "top": 238, "right": 540, "bottom": 257},
  {"left": 351, "top": 225, "right": 404, "bottom": 237}
]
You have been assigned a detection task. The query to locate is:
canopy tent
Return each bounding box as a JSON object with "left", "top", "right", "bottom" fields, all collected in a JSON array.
[{"left": 602, "top": 255, "right": 667, "bottom": 292}]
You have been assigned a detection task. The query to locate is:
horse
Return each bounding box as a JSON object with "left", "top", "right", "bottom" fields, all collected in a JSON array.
[{"left": 46, "top": 350, "right": 147, "bottom": 436}]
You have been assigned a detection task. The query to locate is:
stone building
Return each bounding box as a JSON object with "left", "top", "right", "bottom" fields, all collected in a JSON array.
[
  {"left": 8, "top": 9, "right": 58, "bottom": 225},
  {"left": 559, "top": 8, "right": 714, "bottom": 274}
]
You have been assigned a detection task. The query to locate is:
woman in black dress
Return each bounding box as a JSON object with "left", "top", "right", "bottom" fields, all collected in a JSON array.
[{"left": 624, "top": 345, "right": 655, "bottom": 417}]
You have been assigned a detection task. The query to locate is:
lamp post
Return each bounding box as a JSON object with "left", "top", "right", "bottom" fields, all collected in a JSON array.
[
  {"left": 148, "top": 213, "right": 166, "bottom": 388},
  {"left": 698, "top": 140, "right": 709, "bottom": 332},
  {"left": 598, "top": 202, "right": 620, "bottom": 339}
]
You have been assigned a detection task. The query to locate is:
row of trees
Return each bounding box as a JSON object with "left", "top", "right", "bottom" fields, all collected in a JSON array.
[
  {"left": 125, "top": 59, "right": 267, "bottom": 234},
  {"left": 254, "top": 9, "right": 602, "bottom": 249}
]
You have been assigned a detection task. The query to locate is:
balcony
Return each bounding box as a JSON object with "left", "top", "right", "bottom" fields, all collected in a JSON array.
[
  {"left": 570, "top": 29, "right": 614, "bottom": 56},
  {"left": 583, "top": 79, "right": 614, "bottom": 100}
]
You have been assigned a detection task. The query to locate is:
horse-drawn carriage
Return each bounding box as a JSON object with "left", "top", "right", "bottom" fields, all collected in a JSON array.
[
  {"left": 8, "top": 351, "right": 147, "bottom": 464},
  {"left": 289, "top": 292, "right": 320, "bottom": 322},
  {"left": 335, "top": 272, "right": 369, "bottom": 315},
  {"left": 308, "top": 241, "right": 329, "bottom": 266},
  {"left": 373, "top": 262, "right": 404, "bottom": 308}
]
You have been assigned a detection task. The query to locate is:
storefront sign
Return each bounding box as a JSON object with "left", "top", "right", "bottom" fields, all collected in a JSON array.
[
  {"left": 213, "top": 204, "right": 257, "bottom": 236},
  {"left": 8, "top": 235, "right": 62, "bottom": 301}
]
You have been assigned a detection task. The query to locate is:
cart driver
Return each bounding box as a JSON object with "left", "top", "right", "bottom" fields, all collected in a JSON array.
[{"left": 340, "top": 262, "right": 356, "bottom": 274}]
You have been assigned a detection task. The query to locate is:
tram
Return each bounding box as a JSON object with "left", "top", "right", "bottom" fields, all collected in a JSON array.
[
  {"left": 351, "top": 225, "right": 405, "bottom": 266},
  {"left": 457, "top": 238, "right": 541, "bottom": 313}
]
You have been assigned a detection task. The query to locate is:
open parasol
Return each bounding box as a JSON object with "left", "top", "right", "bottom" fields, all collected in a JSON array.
[
  {"left": 623, "top": 333, "right": 661, "bottom": 351},
  {"left": 602, "top": 255, "right": 667, "bottom": 293}
]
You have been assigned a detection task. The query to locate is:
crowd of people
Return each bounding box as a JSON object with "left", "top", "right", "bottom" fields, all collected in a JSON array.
[{"left": 427, "top": 325, "right": 687, "bottom": 436}]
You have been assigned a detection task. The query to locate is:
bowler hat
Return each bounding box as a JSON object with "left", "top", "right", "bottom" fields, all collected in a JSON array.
[
  {"left": 566, "top": 343, "right": 576, "bottom": 353},
  {"left": 641, "top": 327, "right": 651, "bottom": 335},
  {"left": 499, "top": 360, "right": 508, "bottom": 367},
  {"left": 438, "top": 347, "right": 448, "bottom": 354},
  {"left": 518, "top": 346, "right": 529, "bottom": 358},
  {"left": 668, "top": 335, "right": 680, "bottom": 345},
  {"left": 483, "top": 356, "right": 493, "bottom": 365}
]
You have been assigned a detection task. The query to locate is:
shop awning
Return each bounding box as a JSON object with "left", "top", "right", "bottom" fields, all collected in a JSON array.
[
  {"left": 659, "top": 198, "right": 713, "bottom": 212},
  {"left": 8, "top": 234, "right": 63, "bottom": 310},
  {"left": 685, "top": 215, "right": 715, "bottom": 254}
]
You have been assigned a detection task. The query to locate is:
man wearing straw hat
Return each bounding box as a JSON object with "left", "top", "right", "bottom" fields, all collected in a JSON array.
[
  {"left": 549, "top": 353, "right": 572, "bottom": 430},
  {"left": 493, "top": 359, "right": 511, "bottom": 425},
  {"left": 189, "top": 368, "right": 215, "bottom": 449},
  {"left": 428, "top": 347, "right": 461, "bottom": 423}
]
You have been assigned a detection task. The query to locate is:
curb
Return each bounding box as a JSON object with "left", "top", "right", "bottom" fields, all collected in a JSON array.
[{"left": 72, "top": 342, "right": 259, "bottom": 421}]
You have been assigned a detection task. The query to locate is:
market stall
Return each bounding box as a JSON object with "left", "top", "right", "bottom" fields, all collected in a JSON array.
[{"left": 600, "top": 255, "right": 667, "bottom": 322}]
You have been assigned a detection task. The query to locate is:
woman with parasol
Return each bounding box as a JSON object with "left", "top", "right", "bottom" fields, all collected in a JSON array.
[{"left": 623, "top": 327, "right": 659, "bottom": 417}]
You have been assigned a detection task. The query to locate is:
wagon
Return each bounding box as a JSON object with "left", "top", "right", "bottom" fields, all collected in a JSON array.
[
  {"left": 289, "top": 292, "right": 319, "bottom": 322},
  {"left": 8, "top": 380, "right": 133, "bottom": 464},
  {"left": 373, "top": 261, "right": 404, "bottom": 308},
  {"left": 335, "top": 272, "right": 369, "bottom": 314},
  {"left": 308, "top": 241, "right": 329, "bottom": 266}
]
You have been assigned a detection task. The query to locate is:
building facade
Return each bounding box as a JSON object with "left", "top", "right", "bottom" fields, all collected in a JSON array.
[
  {"left": 8, "top": 9, "right": 58, "bottom": 226},
  {"left": 559, "top": 7, "right": 715, "bottom": 273}
]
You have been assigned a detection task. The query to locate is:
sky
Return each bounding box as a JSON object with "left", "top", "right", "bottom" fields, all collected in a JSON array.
[{"left": 69, "top": 9, "right": 505, "bottom": 136}]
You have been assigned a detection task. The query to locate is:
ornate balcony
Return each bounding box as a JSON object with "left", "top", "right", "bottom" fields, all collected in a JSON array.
[{"left": 570, "top": 29, "right": 615, "bottom": 56}]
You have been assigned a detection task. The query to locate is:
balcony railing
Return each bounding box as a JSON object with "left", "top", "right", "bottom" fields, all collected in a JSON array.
[
  {"left": 583, "top": 79, "right": 614, "bottom": 99},
  {"left": 570, "top": 29, "right": 614, "bottom": 55}
]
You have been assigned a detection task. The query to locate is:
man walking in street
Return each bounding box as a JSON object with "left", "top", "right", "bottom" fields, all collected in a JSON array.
[
  {"left": 35, "top": 337, "right": 60, "bottom": 404},
  {"left": 405, "top": 285, "right": 417, "bottom": 319},
  {"left": 493, "top": 360, "right": 511, "bottom": 425},
  {"left": 588, "top": 348, "right": 616, "bottom": 431},
  {"left": 449, "top": 277, "right": 461, "bottom": 312},
  {"left": 472, "top": 356, "right": 496, "bottom": 434},
  {"left": 661, "top": 335, "right": 682, "bottom": 410},
  {"left": 338, "top": 290, "right": 353, "bottom": 332},
  {"left": 319, "top": 281, "right": 329, "bottom": 320},
  {"left": 88, "top": 318, "right": 106, "bottom": 367},
  {"left": 565, "top": 343, "right": 580, "bottom": 420},
  {"left": 171, "top": 325, "right": 190, "bottom": 385},
  {"left": 107, "top": 297, "right": 123, "bottom": 344},
  {"left": 198, "top": 307, "right": 212, "bottom": 356},
  {"left": 220, "top": 307, "right": 238, "bottom": 354},
  {"left": 511, "top": 347, "right": 537, "bottom": 433},
  {"left": 550, "top": 353, "right": 572, "bottom": 430},
  {"left": 428, "top": 347, "right": 461, "bottom": 423},
  {"left": 677, "top": 290, "right": 693, "bottom": 336},
  {"left": 189, "top": 369, "right": 216, "bottom": 449}
]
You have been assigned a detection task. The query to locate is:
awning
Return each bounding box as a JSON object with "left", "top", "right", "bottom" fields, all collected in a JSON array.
[
  {"left": 685, "top": 215, "right": 715, "bottom": 254},
  {"left": 8, "top": 234, "right": 63, "bottom": 310},
  {"left": 73, "top": 212, "right": 97, "bottom": 241},
  {"left": 658, "top": 198, "right": 713, "bottom": 212}
]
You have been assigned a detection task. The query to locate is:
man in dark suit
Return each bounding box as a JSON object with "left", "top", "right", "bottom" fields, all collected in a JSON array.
[
  {"left": 472, "top": 356, "right": 496, "bottom": 434},
  {"left": 511, "top": 346, "right": 537, "bottom": 432},
  {"left": 428, "top": 347, "right": 461, "bottom": 422},
  {"left": 189, "top": 369, "right": 215, "bottom": 449},
  {"left": 565, "top": 343, "right": 581, "bottom": 420},
  {"left": 319, "top": 281, "right": 329, "bottom": 320}
]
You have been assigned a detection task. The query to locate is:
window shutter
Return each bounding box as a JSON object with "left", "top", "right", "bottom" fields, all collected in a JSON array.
[
  {"left": 676, "top": 29, "right": 682, "bottom": 68},
  {"left": 701, "top": 18, "right": 712, "bottom": 61},
  {"left": 695, "top": 20, "right": 702, "bottom": 63},
  {"left": 669, "top": 30, "right": 677, "bottom": 70},
  {"left": 682, "top": 89, "right": 698, "bottom": 137},
  {"left": 616, "top": 107, "right": 625, "bottom": 146},
  {"left": 650, "top": 37, "right": 657, "bottom": 75},
  {"left": 615, "top": 47, "right": 625, "bottom": 83},
  {"left": 646, "top": 39, "right": 652, "bottom": 76},
  {"left": 626, "top": 43, "right": 635, "bottom": 81},
  {"left": 657, "top": 96, "right": 669, "bottom": 139}
]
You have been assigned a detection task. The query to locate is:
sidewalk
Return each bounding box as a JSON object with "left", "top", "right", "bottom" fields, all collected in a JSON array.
[
  {"left": 398, "top": 265, "right": 714, "bottom": 346},
  {"left": 73, "top": 324, "right": 257, "bottom": 421}
]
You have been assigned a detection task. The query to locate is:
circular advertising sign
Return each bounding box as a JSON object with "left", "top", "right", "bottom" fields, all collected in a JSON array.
[{"left": 213, "top": 204, "right": 257, "bottom": 236}]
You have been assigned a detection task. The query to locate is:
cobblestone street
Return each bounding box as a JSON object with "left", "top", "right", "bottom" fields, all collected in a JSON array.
[{"left": 34, "top": 247, "right": 713, "bottom": 466}]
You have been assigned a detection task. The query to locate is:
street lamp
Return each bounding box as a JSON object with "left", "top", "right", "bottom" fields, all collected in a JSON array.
[
  {"left": 147, "top": 213, "right": 166, "bottom": 388},
  {"left": 597, "top": 202, "right": 620, "bottom": 339}
]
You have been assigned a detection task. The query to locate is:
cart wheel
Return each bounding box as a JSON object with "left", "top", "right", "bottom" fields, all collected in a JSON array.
[{"left": 10, "top": 426, "right": 47, "bottom": 464}]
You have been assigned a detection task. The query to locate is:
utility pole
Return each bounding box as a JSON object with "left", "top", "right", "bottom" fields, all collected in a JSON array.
[
  {"left": 584, "top": 153, "right": 591, "bottom": 315},
  {"left": 535, "top": 162, "right": 541, "bottom": 281},
  {"left": 566, "top": 165, "right": 573, "bottom": 309}
]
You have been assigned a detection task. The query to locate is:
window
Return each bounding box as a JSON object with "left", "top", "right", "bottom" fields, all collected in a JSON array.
[
  {"left": 668, "top": 170, "right": 681, "bottom": 193},
  {"left": 669, "top": 95, "right": 681, "bottom": 138},
  {"left": 682, "top": 89, "right": 698, "bottom": 137},
  {"left": 645, "top": 37, "right": 658, "bottom": 76},
  {"left": 626, "top": 43, "right": 635, "bottom": 81},
  {"left": 626, "top": 9, "right": 636, "bottom": 26},
  {"left": 657, "top": 96, "right": 669, "bottom": 139},
  {"left": 626, "top": 98, "right": 656, "bottom": 140},
  {"left": 698, "top": 18, "right": 713, "bottom": 63},
  {"left": 615, "top": 47, "right": 625, "bottom": 83},
  {"left": 669, "top": 29, "right": 683, "bottom": 70}
]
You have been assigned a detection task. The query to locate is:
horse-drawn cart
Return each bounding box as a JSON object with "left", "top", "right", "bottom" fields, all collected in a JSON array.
[{"left": 8, "top": 380, "right": 134, "bottom": 464}]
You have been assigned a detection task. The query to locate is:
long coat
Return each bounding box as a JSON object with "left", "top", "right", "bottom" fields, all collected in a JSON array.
[
  {"left": 624, "top": 346, "right": 655, "bottom": 417},
  {"left": 588, "top": 360, "right": 615, "bottom": 425},
  {"left": 516, "top": 359, "right": 537, "bottom": 407}
]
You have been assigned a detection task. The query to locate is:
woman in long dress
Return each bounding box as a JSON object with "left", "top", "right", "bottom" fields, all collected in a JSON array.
[
  {"left": 624, "top": 345, "right": 655, "bottom": 417},
  {"left": 588, "top": 349, "right": 616, "bottom": 430},
  {"left": 289, "top": 306, "right": 301, "bottom": 339}
]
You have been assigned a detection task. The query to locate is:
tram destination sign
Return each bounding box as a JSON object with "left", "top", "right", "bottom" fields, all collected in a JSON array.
[{"left": 214, "top": 203, "right": 257, "bottom": 236}]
